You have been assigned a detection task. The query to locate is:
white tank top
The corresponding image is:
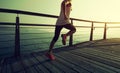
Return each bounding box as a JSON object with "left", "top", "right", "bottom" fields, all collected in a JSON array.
[{"left": 56, "top": 2, "right": 72, "bottom": 26}]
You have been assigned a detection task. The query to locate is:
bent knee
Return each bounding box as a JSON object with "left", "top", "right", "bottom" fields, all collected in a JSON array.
[{"left": 72, "top": 28, "right": 76, "bottom": 33}]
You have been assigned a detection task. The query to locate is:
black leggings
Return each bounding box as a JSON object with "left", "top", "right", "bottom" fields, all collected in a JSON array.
[{"left": 52, "top": 24, "right": 76, "bottom": 42}]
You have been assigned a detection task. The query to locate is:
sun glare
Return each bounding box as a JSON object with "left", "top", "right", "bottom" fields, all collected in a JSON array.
[{"left": 72, "top": 0, "right": 120, "bottom": 22}]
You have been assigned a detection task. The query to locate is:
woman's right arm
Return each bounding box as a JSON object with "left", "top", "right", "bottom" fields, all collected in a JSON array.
[{"left": 62, "top": 1, "right": 67, "bottom": 20}]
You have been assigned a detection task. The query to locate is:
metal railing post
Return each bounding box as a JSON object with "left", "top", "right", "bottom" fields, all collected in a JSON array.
[
  {"left": 90, "top": 22, "right": 94, "bottom": 41},
  {"left": 103, "top": 23, "right": 107, "bottom": 40},
  {"left": 69, "top": 19, "right": 73, "bottom": 46},
  {"left": 15, "top": 14, "right": 20, "bottom": 57}
]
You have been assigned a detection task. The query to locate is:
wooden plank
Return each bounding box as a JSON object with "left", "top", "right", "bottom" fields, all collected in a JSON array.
[
  {"left": 6, "top": 64, "right": 12, "bottom": 73},
  {"left": 11, "top": 58, "right": 26, "bottom": 73},
  {"left": 41, "top": 53, "right": 79, "bottom": 73},
  {"left": 92, "top": 46, "right": 120, "bottom": 55},
  {"left": 0, "top": 58, "right": 5, "bottom": 73},
  {"left": 28, "top": 54, "right": 46, "bottom": 73},
  {"left": 72, "top": 48, "right": 120, "bottom": 69},
  {"left": 5, "top": 58, "right": 14, "bottom": 73},
  {"left": 70, "top": 49, "right": 120, "bottom": 72},
  {"left": 32, "top": 53, "right": 50, "bottom": 73},
  {"left": 1, "top": 58, "right": 19, "bottom": 73},
  {"left": 32, "top": 53, "right": 62, "bottom": 73},
  {"left": 81, "top": 48, "right": 120, "bottom": 62},
  {"left": 57, "top": 51, "right": 116, "bottom": 73},
  {"left": 56, "top": 51, "right": 95, "bottom": 72},
  {"left": 54, "top": 54, "right": 90, "bottom": 73},
  {"left": 2, "top": 63, "right": 11, "bottom": 73},
  {"left": 20, "top": 55, "right": 39, "bottom": 73},
  {"left": 0, "top": 60, "right": 2, "bottom": 73}
]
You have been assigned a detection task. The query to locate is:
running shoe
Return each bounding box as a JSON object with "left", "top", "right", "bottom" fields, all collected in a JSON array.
[
  {"left": 61, "top": 34, "right": 67, "bottom": 45},
  {"left": 45, "top": 53, "right": 55, "bottom": 60}
]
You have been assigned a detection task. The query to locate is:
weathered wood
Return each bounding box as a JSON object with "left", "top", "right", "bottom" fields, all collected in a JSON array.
[
  {"left": 103, "top": 23, "right": 107, "bottom": 40},
  {"left": 20, "top": 55, "right": 38, "bottom": 73},
  {"left": 55, "top": 53, "right": 91, "bottom": 73},
  {"left": 33, "top": 53, "right": 62, "bottom": 73},
  {"left": 70, "top": 49, "right": 120, "bottom": 72},
  {"left": 1, "top": 39, "right": 120, "bottom": 73},
  {"left": 57, "top": 51, "right": 115, "bottom": 73},
  {"left": 11, "top": 59, "right": 26, "bottom": 73},
  {"left": 15, "top": 16, "right": 20, "bottom": 57},
  {"left": 90, "top": 22, "right": 94, "bottom": 41},
  {"left": 69, "top": 19, "right": 73, "bottom": 46}
]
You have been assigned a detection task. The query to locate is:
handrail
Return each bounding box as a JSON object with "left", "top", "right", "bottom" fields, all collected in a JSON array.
[
  {"left": 1, "top": 8, "right": 120, "bottom": 24},
  {"left": 0, "top": 8, "right": 120, "bottom": 58},
  {"left": 1, "top": 22, "right": 120, "bottom": 28},
  {"left": 0, "top": 8, "right": 58, "bottom": 18},
  {"left": 0, "top": 22, "right": 55, "bottom": 27}
]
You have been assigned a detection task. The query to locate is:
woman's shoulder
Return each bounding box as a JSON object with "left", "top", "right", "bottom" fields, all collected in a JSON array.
[{"left": 66, "top": 2, "right": 71, "bottom": 7}]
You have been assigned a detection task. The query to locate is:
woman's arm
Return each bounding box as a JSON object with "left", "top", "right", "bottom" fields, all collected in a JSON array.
[{"left": 62, "top": 1, "right": 67, "bottom": 20}]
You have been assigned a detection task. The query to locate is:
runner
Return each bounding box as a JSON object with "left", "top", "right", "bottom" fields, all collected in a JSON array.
[{"left": 46, "top": 0, "right": 76, "bottom": 60}]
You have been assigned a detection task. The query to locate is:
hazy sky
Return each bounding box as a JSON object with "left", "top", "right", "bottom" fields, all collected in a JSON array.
[{"left": 0, "top": 0, "right": 120, "bottom": 24}]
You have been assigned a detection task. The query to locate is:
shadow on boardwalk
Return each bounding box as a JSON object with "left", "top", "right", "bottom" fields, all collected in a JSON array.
[{"left": 0, "top": 38, "right": 120, "bottom": 73}]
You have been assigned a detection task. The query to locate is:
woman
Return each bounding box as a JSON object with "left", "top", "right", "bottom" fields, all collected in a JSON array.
[{"left": 46, "top": 0, "right": 76, "bottom": 60}]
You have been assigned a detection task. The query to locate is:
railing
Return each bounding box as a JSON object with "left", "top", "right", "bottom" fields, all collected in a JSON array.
[{"left": 0, "top": 8, "right": 120, "bottom": 58}]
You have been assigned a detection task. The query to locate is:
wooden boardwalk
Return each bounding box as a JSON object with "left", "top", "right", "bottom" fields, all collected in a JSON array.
[{"left": 0, "top": 38, "right": 120, "bottom": 73}]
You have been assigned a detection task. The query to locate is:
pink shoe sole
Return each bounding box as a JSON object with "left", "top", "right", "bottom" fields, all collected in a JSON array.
[{"left": 45, "top": 53, "right": 55, "bottom": 60}]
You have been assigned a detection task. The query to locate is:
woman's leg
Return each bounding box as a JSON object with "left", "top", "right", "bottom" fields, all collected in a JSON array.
[
  {"left": 64, "top": 24, "right": 76, "bottom": 36},
  {"left": 46, "top": 26, "right": 63, "bottom": 60},
  {"left": 61, "top": 24, "right": 76, "bottom": 45},
  {"left": 48, "top": 25, "right": 63, "bottom": 53}
]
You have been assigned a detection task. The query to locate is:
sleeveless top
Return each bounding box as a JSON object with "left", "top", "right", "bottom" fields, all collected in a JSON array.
[{"left": 56, "top": 2, "right": 72, "bottom": 26}]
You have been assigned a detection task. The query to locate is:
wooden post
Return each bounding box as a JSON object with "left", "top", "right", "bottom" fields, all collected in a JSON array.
[
  {"left": 90, "top": 22, "right": 94, "bottom": 41},
  {"left": 69, "top": 19, "right": 73, "bottom": 46},
  {"left": 103, "top": 23, "right": 107, "bottom": 40},
  {"left": 15, "top": 14, "right": 20, "bottom": 57}
]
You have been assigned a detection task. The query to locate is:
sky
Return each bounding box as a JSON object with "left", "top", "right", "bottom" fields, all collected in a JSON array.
[{"left": 0, "top": 0, "right": 120, "bottom": 24}]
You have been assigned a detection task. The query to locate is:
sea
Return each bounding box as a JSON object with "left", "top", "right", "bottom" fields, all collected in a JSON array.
[{"left": 0, "top": 24, "right": 120, "bottom": 58}]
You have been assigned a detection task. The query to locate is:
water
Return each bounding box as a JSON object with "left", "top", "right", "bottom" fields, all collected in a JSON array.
[{"left": 0, "top": 25, "right": 120, "bottom": 58}]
